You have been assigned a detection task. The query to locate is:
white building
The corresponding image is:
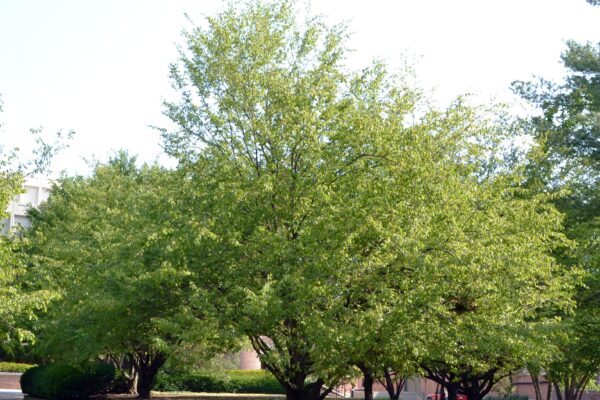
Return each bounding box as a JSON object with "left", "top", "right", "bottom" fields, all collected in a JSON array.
[{"left": 2, "top": 176, "right": 52, "bottom": 233}]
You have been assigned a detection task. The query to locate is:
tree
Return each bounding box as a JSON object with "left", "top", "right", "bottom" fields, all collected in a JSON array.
[
  {"left": 0, "top": 165, "right": 45, "bottom": 349},
  {"left": 512, "top": 4, "right": 600, "bottom": 398},
  {"left": 27, "top": 153, "right": 232, "bottom": 399},
  {"left": 0, "top": 98, "right": 61, "bottom": 357},
  {"left": 164, "top": 3, "right": 574, "bottom": 400}
]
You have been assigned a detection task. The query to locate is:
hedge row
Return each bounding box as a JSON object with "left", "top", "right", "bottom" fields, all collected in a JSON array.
[
  {"left": 0, "top": 361, "right": 37, "bottom": 373},
  {"left": 155, "top": 369, "right": 286, "bottom": 394},
  {"left": 20, "top": 362, "right": 115, "bottom": 400}
]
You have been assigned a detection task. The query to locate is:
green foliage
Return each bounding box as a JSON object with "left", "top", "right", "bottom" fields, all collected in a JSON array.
[
  {"left": 164, "top": 2, "right": 574, "bottom": 400},
  {"left": 0, "top": 167, "right": 55, "bottom": 349},
  {"left": 512, "top": 2, "right": 600, "bottom": 397},
  {"left": 0, "top": 361, "right": 37, "bottom": 373},
  {"left": 20, "top": 364, "right": 47, "bottom": 397},
  {"left": 513, "top": 40, "right": 600, "bottom": 186},
  {"left": 27, "top": 152, "right": 239, "bottom": 395},
  {"left": 155, "top": 369, "right": 285, "bottom": 394},
  {"left": 20, "top": 362, "right": 115, "bottom": 400},
  {"left": 0, "top": 97, "right": 66, "bottom": 353}
]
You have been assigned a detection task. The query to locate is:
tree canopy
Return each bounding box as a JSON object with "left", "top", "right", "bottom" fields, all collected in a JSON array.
[
  {"left": 163, "top": 3, "right": 575, "bottom": 400},
  {"left": 27, "top": 153, "right": 234, "bottom": 398},
  {"left": 512, "top": 3, "right": 600, "bottom": 397},
  {"left": 0, "top": 101, "right": 58, "bottom": 355}
]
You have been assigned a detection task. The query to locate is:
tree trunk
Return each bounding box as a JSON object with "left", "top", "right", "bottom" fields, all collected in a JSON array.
[
  {"left": 358, "top": 365, "right": 375, "bottom": 400},
  {"left": 284, "top": 379, "right": 328, "bottom": 400},
  {"left": 576, "top": 377, "right": 590, "bottom": 400},
  {"left": 531, "top": 374, "right": 542, "bottom": 400},
  {"left": 109, "top": 353, "right": 139, "bottom": 394},
  {"left": 553, "top": 375, "right": 593, "bottom": 400},
  {"left": 446, "top": 384, "right": 458, "bottom": 400},
  {"left": 249, "top": 330, "right": 337, "bottom": 400},
  {"left": 462, "top": 373, "right": 498, "bottom": 400},
  {"left": 285, "top": 389, "right": 302, "bottom": 400},
  {"left": 378, "top": 368, "right": 404, "bottom": 400},
  {"left": 132, "top": 350, "right": 167, "bottom": 399},
  {"left": 128, "top": 372, "right": 139, "bottom": 395},
  {"left": 137, "top": 376, "right": 153, "bottom": 400},
  {"left": 554, "top": 382, "right": 563, "bottom": 400}
]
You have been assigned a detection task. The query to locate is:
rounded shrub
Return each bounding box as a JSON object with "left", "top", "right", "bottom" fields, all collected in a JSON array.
[
  {"left": 20, "top": 365, "right": 48, "bottom": 397},
  {"left": 19, "top": 362, "right": 116, "bottom": 400},
  {"left": 38, "top": 364, "right": 84, "bottom": 400}
]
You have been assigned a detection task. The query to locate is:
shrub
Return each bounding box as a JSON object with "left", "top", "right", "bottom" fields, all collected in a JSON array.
[
  {"left": 38, "top": 364, "right": 84, "bottom": 400},
  {"left": 20, "top": 365, "right": 48, "bottom": 397},
  {"left": 0, "top": 361, "right": 37, "bottom": 373},
  {"left": 227, "top": 370, "right": 286, "bottom": 393},
  {"left": 19, "top": 362, "right": 116, "bottom": 400},
  {"left": 485, "top": 397, "right": 528, "bottom": 400},
  {"left": 155, "top": 369, "right": 285, "bottom": 394}
]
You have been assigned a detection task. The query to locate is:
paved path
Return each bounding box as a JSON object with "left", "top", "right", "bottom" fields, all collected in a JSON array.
[{"left": 0, "top": 389, "right": 23, "bottom": 399}]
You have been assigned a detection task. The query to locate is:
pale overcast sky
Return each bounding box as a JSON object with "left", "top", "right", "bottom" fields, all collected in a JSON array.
[{"left": 1, "top": 0, "right": 599, "bottom": 175}]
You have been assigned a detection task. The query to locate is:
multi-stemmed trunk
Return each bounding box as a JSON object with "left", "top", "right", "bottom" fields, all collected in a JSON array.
[
  {"left": 377, "top": 368, "right": 405, "bottom": 400},
  {"left": 552, "top": 375, "right": 592, "bottom": 400},
  {"left": 529, "top": 370, "right": 543, "bottom": 400},
  {"left": 458, "top": 369, "right": 499, "bottom": 400},
  {"left": 459, "top": 378, "right": 495, "bottom": 400},
  {"left": 130, "top": 350, "right": 167, "bottom": 399},
  {"left": 422, "top": 365, "right": 502, "bottom": 400},
  {"left": 422, "top": 365, "right": 459, "bottom": 400},
  {"left": 108, "top": 353, "right": 139, "bottom": 394},
  {"left": 282, "top": 377, "right": 332, "bottom": 400},
  {"left": 249, "top": 327, "right": 338, "bottom": 400}
]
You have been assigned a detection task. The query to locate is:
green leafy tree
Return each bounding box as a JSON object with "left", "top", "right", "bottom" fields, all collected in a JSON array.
[
  {"left": 0, "top": 99, "right": 60, "bottom": 357},
  {"left": 164, "top": 3, "right": 575, "bottom": 400},
  {"left": 330, "top": 113, "right": 573, "bottom": 400},
  {"left": 27, "top": 153, "right": 232, "bottom": 399},
  {"left": 512, "top": 3, "right": 600, "bottom": 398},
  {"left": 0, "top": 167, "right": 43, "bottom": 349}
]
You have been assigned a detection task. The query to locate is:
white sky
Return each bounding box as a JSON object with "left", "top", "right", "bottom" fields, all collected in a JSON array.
[{"left": 0, "top": 0, "right": 599, "bottom": 176}]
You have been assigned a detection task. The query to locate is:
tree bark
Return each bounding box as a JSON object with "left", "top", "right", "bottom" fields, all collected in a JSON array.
[
  {"left": 446, "top": 384, "right": 458, "bottom": 400},
  {"left": 422, "top": 366, "right": 456, "bottom": 400},
  {"left": 137, "top": 377, "right": 153, "bottom": 400},
  {"left": 460, "top": 371, "right": 498, "bottom": 400},
  {"left": 377, "top": 368, "right": 405, "bottom": 400},
  {"left": 552, "top": 375, "right": 593, "bottom": 400},
  {"left": 530, "top": 371, "right": 542, "bottom": 400},
  {"left": 109, "top": 353, "right": 139, "bottom": 394},
  {"left": 358, "top": 365, "right": 375, "bottom": 400},
  {"left": 554, "top": 382, "right": 563, "bottom": 400},
  {"left": 128, "top": 372, "right": 139, "bottom": 395},
  {"left": 284, "top": 379, "right": 329, "bottom": 400},
  {"left": 131, "top": 350, "right": 167, "bottom": 399},
  {"left": 249, "top": 330, "right": 337, "bottom": 400}
]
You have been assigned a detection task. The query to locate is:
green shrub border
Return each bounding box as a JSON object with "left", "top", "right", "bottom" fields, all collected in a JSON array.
[
  {"left": 155, "top": 369, "right": 286, "bottom": 394},
  {"left": 0, "top": 362, "right": 37, "bottom": 373}
]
